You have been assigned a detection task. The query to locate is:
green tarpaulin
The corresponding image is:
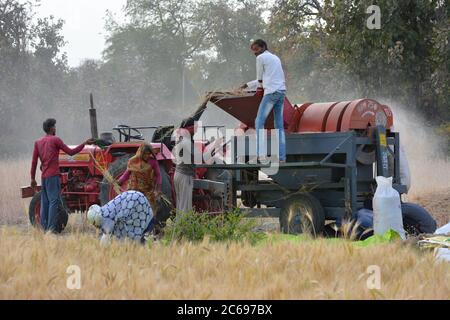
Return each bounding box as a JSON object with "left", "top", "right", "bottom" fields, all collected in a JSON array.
[{"left": 256, "top": 230, "right": 402, "bottom": 247}]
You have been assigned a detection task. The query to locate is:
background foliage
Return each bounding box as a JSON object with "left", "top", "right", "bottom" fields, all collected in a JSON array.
[{"left": 0, "top": 0, "right": 449, "bottom": 156}]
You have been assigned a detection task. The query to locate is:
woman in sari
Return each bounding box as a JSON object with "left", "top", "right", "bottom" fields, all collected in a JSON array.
[{"left": 118, "top": 144, "right": 162, "bottom": 216}]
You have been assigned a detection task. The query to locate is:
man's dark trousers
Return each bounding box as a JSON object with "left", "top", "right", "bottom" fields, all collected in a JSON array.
[{"left": 41, "top": 175, "right": 62, "bottom": 232}]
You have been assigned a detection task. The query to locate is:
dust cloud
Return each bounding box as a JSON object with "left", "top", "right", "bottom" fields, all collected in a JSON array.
[{"left": 385, "top": 100, "right": 450, "bottom": 197}]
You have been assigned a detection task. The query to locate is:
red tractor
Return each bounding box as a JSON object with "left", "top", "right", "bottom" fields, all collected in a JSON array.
[
  {"left": 21, "top": 125, "right": 175, "bottom": 232},
  {"left": 21, "top": 120, "right": 228, "bottom": 232}
]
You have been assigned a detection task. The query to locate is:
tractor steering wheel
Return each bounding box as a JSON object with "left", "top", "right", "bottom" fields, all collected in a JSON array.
[{"left": 117, "top": 125, "right": 144, "bottom": 142}]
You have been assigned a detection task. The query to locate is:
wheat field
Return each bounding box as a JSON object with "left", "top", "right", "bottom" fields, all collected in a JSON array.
[
  {"left": 1, "top": 227, "right": 449, "bottom": 300},
  {"left": 0, "top": 158, "right": 31, "bottom": 225},
  {"left": 0, "top": 158, "right": 449, "bottom": 300}
]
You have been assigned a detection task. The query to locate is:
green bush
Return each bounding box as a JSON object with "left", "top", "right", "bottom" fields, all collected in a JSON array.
[{"left": 162, "top": 210, "right": 265, "bottom": 245}]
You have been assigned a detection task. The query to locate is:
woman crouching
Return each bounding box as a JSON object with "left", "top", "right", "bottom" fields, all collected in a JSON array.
[{"left": 88, "top": 190, "right": 154, "bottom": 244}]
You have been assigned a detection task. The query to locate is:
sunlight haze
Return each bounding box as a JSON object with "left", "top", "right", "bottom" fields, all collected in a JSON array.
[{"left": 29, "top": 0, "right": 126, "bottom": 67}]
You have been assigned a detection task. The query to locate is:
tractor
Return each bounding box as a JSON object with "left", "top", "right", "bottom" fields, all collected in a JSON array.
[{"left": 22, "top": 126, "right": 175, "bottom": 232}]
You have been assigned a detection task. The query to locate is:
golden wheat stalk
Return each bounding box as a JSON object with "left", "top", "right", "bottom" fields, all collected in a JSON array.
[
  {"left": 1, "top": 225, "right": 448, "bottom": 300},
  {"left": 200, "top": 87, "right": 250, "bottom": 106},
  {"left": 159, "top": 193, "right": 173, "bottom": 208}
]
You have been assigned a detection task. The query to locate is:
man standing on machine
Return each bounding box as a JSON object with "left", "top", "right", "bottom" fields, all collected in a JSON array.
[{"left": 241, "top": 39, "right": 287, "bottom": 163}]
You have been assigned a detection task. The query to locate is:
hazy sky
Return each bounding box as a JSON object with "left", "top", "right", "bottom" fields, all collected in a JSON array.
[{"left": 31, "top": 0, "right": 127, "bottom": 67}]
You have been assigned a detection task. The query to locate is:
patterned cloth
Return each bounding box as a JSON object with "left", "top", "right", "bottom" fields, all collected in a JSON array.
[
  {"left": 127, "top": 168, "right": 157, "bottom": 213},
  {"left": 100, "top": 191, "right": 153, "bottom": 241}
]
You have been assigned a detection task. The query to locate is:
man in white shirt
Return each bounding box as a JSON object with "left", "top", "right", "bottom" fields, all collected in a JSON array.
[{"left": 241, "top": 39, "right": 287, "bottom": 163}]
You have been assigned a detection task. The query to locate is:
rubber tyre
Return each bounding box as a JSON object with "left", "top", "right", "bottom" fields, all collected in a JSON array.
[
  {"left": 100, "top": 155, "right": 173, "bottom": 224},
  {"left": 29, "top": 191, "right": 69, "bottom": 233},
  {"left": 100, "top": 155, "right": 132, "bottom": 206},
  {"left": 356, "top": 145, "right": 376, "bottom": 165},
  {"left": 205, "top": 168, "right": 233, "bottom": 211},
  {"left": 155, "top": 165, "right": 174, "bottom": 224},
  {"left": 241, "top": 170, "right": 258, "bottom": 208},
  {"left": 279, "top": 193, "right": 325, "bottom": 236},
  {"left": 402, "top": 203, "right": 437, "bottom": 235}
]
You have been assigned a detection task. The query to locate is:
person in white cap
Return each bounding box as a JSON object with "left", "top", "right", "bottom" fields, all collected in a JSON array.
[{"left": 87, "top": 190, "right": 154, "bottom": 244}]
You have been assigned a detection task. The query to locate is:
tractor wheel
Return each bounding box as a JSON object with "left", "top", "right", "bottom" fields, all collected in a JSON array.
[
  {"left": 205, "top": 169, "right": 233, "bottom": 211},
  {"left": 100, "top": 155, "right": 132, "bottom": 206},
  {"left": 100, "top": 155, "right": 174, "bottom": 224},
  {"left": 241, "top": 170, "right": 258, "bottom": 208},
  {"left": 279, "top": 193, "right": 325, "bottom": 236},
  {"left": 29, "top": 191, "right": 69, "bottom": 233},
  {"left": 155, "top": 165, "right": 174, "bottom": 224}
]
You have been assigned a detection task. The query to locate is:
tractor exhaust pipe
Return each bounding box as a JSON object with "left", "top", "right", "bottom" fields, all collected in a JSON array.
[{"left": 89, "top": 93, "right": 99, "bottom": 139}]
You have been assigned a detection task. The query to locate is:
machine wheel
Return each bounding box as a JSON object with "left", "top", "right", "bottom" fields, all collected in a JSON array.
[
  {"left": 279, "top": 193, "right": 325, "bottom": 236},
  {"left": 356, "top": 145, "right": 376, "bottom": 165},
  {"left": 204, "top": 169, "right": 233, "bottom": 212},
  {"left": 99, "top": 155, "right": 174, "bottom": 224},
  {"left": 155, "top": 165, "right": 174, "bottom": 224},
  {"left": 402, "top": 203, "right": 437, "bottom": 236},
  {"left": 100, "top": 155, "right": 132, "bottom": 206},
  {"left": 29, "top": 191, "right": 69, "bottom": 233},
  {"left": 241, "top": 170, "right": 258, "bottom": 208}
]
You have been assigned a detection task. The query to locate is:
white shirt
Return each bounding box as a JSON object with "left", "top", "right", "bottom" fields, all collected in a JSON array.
[{"left": 247, "top": 51, "right": 286, "bottom": 95}]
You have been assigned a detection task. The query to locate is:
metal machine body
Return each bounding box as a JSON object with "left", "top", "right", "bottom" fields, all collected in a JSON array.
[
  {"left": 21, "top": 90, "right": 406, "bottom": 234},
  {"left": 192, "top": 93, "right": 405, "bottom": 225}
]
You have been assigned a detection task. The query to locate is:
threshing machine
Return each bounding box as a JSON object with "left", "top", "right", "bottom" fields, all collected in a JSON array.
[{"left": 22, "top": 90, "right": 406, "bottom": 235}]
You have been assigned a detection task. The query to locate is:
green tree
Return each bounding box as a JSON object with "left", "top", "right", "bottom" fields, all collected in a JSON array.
[
  {"left": 269, "top": 0, "right": 449, "bottom": 122},
  {"left": 189, "top": 0, "right": 267, "bottom": 91},
  {"left": 101, "top": 0, "right": 267, "bottom": 123},
  {"left": 102, "top": 0, "right": 215, "bottom": 114},
  {"left": 0, "top": 0, "right": 70, "bottom": 156}
]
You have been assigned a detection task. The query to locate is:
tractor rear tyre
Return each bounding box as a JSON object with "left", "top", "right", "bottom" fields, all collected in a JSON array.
[
  {"left": 280, "top": 193, "right": 325, "bottom": 236},
  {"left": 154, "top": 165, "right": 174, "bottom": 224},
  {"left": 29, "top": 191, "right": 69, "bottom": 233},
  {"left": 100, "top": 155, "right": 173, "bottom": 224},
  {"left": 100, "top": 155, "right": 132, "bottom": 206}
]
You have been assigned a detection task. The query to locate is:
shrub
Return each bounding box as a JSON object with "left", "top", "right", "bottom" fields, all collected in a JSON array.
[{"left": 162, "top": 210, "right": 265, "bottom": 245}]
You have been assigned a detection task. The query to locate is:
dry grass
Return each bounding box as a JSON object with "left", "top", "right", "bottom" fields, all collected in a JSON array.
[
  {"left": 1, "top": 147, "right": 449, "bottom": 300},
  {"left": 0, "top": 158, "right": 31, "bottom": 225},
  {"left": 0, "top": 226, "right": 449, "bottom": 300}
]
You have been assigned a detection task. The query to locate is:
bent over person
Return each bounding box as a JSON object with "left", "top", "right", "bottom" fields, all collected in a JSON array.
[
  {"left": 31, "top": 118, "right": 95, "bottom": 233},
  {"left": 87, "top": 190, "right": 154, "bottom": 244}
]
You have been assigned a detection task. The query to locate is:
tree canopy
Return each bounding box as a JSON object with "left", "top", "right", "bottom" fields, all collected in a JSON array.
[{"left": 0, "top": 0, "right": 448, "bottom": 156}]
